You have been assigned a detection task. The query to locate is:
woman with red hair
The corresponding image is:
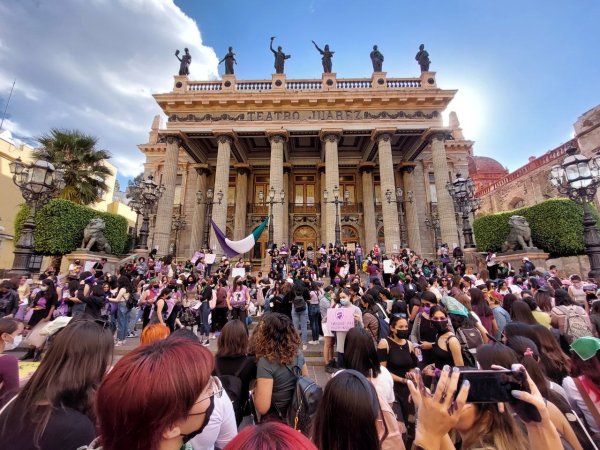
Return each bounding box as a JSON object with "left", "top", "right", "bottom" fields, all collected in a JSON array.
[
  {"left": 223, "top": 422, "right": 317, "bottom": 450},
  {"left": 85, "top": 337, "right": 217, "bottom": 450},
  {"left": 139, "top": 323, "right": 170, "bottom": 345}
]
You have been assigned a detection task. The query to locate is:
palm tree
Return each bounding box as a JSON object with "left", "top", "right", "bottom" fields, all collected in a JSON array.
[{"left": 34, "top": 129, "right": 112, "bottom": 205}]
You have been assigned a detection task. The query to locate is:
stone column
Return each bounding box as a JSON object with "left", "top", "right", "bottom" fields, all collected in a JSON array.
[
  {"left": 374, "top": 131, "right": 401, "bottom": 254},
  {"left": 320, "top": 131, "right": 341, "bottom": 246},
  {"left": 318, "top": 165, "right": 326, "bottom": 246},
  {"left": 267, "top": 133, "right": 286, "bottom": 246},
  {"left": 189, "top": 167, "right": 210, "bottom": 252},
  {"left": 431, "top": 133, "right": 459, "bottom": 247},
  {"left": 283, "top": 165, "right": 291, "bottom": 244},
  {"left": 153, "top": 136, "right": 180, "bottom": 256},
  {"left": 210, "top": 135, "right": 232, "bottom": 253},
  {"left": 233, "top": 165, "right": 250, "bottom": 240},
  {"left": 359, "top": 163, "right": 377, "bottom": 249},
  {"left": 402, "top": 166, "right": 423, "bottom": 254}
]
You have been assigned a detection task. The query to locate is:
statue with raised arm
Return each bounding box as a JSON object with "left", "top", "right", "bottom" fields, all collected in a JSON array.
[
  {"left": 415, "top": 44, "right": 430, "bottom": 72},
  {"left": 270, "top": 37, "right": 291, "bottom": 74},
  {"left": 370, "top": 45, "right": 384, "bottom": 72},
  {"left": 311, "top": 40, "right": 334, "bottom": 73},
  {"left": 175, "top": 48, "right": 192, "bottom": 76},
  {"left": 219, "top": 46, "right": 237, "bottom": 75}
]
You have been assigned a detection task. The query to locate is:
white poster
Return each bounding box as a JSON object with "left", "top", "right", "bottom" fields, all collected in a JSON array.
[
  {"left": 383, "top": 259, "right": 395, "bottom": 274},
  {"left": 232, "top": 267, "right": 245, "bottom": 279},
  {"left": 204, "top": 253, "right": 216, "bottom": 264}
]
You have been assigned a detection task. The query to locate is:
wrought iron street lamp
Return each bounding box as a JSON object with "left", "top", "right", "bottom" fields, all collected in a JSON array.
[
  {"left": 550, "top": 147, "right": 600, "bottom": 279},
  {"left": 446, "top": 173, "right": 480, "bottom": 249},
  {"left": 323, "top": 185, "right": 349, "bottom": 248},
  {"left": 385, "top": 187, "right": 413, "bottom": 249},
  {"left": 259, "top": 186, "right": 285, "bottom": 251},
  {"left": 425, "top": 213, "right": 442, "bottom": 250},
  {"left": 196, "top": 188, "right": 223, "bottom": 250},
  {"left": 171, "top": 207, "right": 187, "bottom": 257},
  {"left": 9, "top": 156, "right": 65, "bottom": 276},
  {"left": 126, "top": 175, "right": 165, "bottom": 251}
]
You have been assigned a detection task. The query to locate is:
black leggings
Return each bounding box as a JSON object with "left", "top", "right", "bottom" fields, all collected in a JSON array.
[{"left": 211, "top": 307, "right": 228, "bottom": 332}]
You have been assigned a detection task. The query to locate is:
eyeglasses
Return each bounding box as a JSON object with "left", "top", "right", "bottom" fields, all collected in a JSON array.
[{"left": 188, "top": 376, "right": 223, "bottom": 416}]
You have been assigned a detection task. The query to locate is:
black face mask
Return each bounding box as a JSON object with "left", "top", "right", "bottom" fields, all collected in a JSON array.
[
  {"left": 432, "top": 319, "right": 449, "bottom": 334},
  {"left": 181, "top": 394, "right": 215, "bottom": 443},
  {"left": 395, "top": 330, "right": 410, "bottom": 340}
]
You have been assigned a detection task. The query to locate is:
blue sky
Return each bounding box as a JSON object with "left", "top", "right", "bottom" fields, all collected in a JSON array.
[
  {"left": 177, "top": 0, "right": 600, "bottom": 170},
  {"left": 0, "top": 0, "right": 598, "bottom": 190}
]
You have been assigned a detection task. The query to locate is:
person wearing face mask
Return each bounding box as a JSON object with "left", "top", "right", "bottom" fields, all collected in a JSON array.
[
  {"left": 227, "top": 276, "right": 251, "bottom": 325},
  {"left": 378, "top": 315, "right": 418, "bottom": 446},
  {"left": 0, "top": 281, "right": 19, "bottom": 319},
  {"left": 21, "top": 278, "right": 57, "bottom": 361},
  {"left": 423, "top": 305, "right": 463, "bottom": 376},
  {"left": 409, "top": 291, "right": 451, "bottom": 368},
  {"left": 82, "top": 337, "right": 216, "bottom": 450},
  {"left": 333, "top": 288, "right": 363, "bottom": 368},
  {"left": 0, "top": 318, "right": 23, "bottom": 408}
]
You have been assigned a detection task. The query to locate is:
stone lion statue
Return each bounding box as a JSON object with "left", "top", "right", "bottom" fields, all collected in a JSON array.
[
  {"left": 501, "top": 215, "right": 535, "bottom": 252},
  {"left": 81, "top": 218, "right": 112, "bottom": 254}
]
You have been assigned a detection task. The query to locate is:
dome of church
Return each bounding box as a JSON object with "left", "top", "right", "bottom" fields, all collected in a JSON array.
[{"left": 468, "top": 156, "right": 507, "bottom": 174}]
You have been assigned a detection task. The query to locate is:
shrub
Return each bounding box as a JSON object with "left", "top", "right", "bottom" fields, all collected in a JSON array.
[
  {"left": 14, "top": 198, "right": 129, "bottom": 256},
  {"left": 473, "top": 198, "right": 598, "bottom": 257}
]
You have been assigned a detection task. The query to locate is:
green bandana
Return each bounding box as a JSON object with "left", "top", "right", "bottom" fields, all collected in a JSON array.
[
  {"left": 441, "top": 296, "right": 469, "bottom": 317},
  {"left": 570, "top": 336, "right": 600, "bottom": 361}
]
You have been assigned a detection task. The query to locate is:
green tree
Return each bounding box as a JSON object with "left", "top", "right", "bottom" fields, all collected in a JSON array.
[{"left": 34, "top": 129, "right": 112, "bottom": 205}]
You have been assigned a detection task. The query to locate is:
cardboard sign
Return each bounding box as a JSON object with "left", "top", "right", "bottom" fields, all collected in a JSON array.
[
  {"left": 232, "top": 267, "right": 246, "bottom": 279},
  {"left": 327, "top": 307, "right": 355, "bottom": 332},
  {"left": 383, "top": 259, "right": 395, "bottom": 274},
  {"left": 204, "top": 253, "right": 216, "bottom": 264}
]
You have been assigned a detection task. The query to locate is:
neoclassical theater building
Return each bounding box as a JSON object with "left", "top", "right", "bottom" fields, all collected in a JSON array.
[{"left": 139, "top": 69, "right": 477, "bottom": 262}]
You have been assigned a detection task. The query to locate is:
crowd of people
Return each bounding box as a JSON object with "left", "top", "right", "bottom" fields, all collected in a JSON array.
[{"left": 0, "top": 241, "right": 600, "bottom": 449}]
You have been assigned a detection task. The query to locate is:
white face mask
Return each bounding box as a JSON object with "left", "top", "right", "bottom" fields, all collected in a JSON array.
[
  {"left": 4, "top": 334, "right": 22, "bottom": 351},
  {"left": 40, "top": 286, "right": 48, "bottom": 292}
]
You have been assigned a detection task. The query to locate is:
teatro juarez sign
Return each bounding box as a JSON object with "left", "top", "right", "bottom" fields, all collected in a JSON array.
[{"left": 168, "top": 109, "right": 440, "bottom": 123}]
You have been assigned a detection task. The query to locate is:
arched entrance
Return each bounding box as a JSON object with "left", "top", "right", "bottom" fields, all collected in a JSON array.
[
  {"left": 342, "top": 225, "right": 360, "bottom": 248},
  {"left": 293, "top": 225, "right": 317, "bottom": 253}
]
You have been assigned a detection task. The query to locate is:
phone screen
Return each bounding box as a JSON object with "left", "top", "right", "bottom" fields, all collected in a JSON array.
[{"left": 458, "top": 369, "right": 525, "bottom": 403}]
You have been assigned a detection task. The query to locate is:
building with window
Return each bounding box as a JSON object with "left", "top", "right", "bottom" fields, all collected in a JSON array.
[{"left": 140, "top": 69, "right": 477, "bottom": 262}]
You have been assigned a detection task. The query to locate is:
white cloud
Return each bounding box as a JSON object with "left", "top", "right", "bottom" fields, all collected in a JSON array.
[{"left": 0, "top": 0, "right": 219, "bottom": 181}]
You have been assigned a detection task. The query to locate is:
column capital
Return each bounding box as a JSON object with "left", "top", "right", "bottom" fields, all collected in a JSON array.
[
  {"left": 266, "top": 130, "right": 289, "bottom": 143},
  {"left": 428, "top": 130, "right": 451, "bottom": 144},
  {"left": 371, "top": 128, "right": 396, "bottom": 143},
  {"left": 213, "top": 130, "right": 235, "bottom": 144},
  {"left": 191, "top": 163, "right": 211, "bottom": 175},
  {"left": 319, "top": 129, "right": 343, "bottom": 143},
  {"left": 397, "top": 162, "right": 417, "bottom": 174},
  {"left": 283, "top": 163, "right": 293, "bottom": 173},
  {"left": 316, "top": 163, "right": 326, "bottom": 173},
  {"left": 358, "top": 162, "right": 377, "bottom": 173},
  {"left": 158, "top": 134, "right": 182, "bottom": 146},
  {"left": 234, "top": 163, "right": 252, "bottom": 175}
]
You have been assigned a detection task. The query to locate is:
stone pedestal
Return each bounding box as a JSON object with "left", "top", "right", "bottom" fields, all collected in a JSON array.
[
  {"left": 61, "top": 250, "right": 122, "bottom": 278},
  {"left": 495, "top": 250, "right": 549, "bottom": 274}
]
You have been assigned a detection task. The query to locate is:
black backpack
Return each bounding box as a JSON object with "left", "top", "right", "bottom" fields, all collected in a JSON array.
[
  {"left": 215, "top": 363, "right": 246, "bottom": 424},
  {"left": 285, "top": 365, "right": 323, "bottom": 435},
  {"left": 455, "top": 326, "right": 484, "bottom": 367},
  {"left": 293, "top": 294, "right": 307, "bottom": 313}
]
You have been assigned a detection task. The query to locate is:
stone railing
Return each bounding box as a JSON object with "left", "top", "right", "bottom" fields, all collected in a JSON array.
[
  {"left": 476, "top": 139, "right": 577, "bottom": 197},
  {"left": 181, "top": 74, "right": 428, "bottom": 93}
]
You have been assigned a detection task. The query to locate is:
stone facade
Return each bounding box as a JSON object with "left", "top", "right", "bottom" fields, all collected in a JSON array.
[{"left": 140, "top": 71, "right": 478, "bottom": 261}]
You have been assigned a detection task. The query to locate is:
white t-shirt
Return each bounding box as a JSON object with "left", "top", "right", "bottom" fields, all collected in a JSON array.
[
  {"left": 190, "top": 390, "right": 237, "bottom": 450},
  {"left": 372, "top": 365, "right": 395, "bottom": 405}
]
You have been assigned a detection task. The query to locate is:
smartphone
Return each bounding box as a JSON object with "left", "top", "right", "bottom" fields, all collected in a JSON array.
[{"left": 458, "top": 369, "right": 542, "bottom": 422}]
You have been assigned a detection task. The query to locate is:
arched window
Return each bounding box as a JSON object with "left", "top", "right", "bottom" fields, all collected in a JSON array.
[{"left": 509, "top": 198, "right": 525, "bottom": 210}]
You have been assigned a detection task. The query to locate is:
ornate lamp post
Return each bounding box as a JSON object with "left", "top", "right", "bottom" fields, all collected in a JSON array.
[
  {"left": 425, "top": 213, "right": 442, "bottom": 250},
  {"left": 385, "top": 187, "right": 413, "bottom": 249},
  {"left": 259, "top": 186, "right": 285, "bottom": 250},
  {"left": 126, "top": 175, "right": 165, "bottom": 251},
  {"left": 8, "top": 156, "right": 65, "bottom": 276},
  {"left": 550, "top": 147, "right": 600, "bottom": 279},
  {"left": 196, "top": 188, "right": 223, "bottom": 250},
  {"left": 446, "top": 173, "right": 480, "bottom": 249},
  {"left": 323, "top": 185, "right": 349, "bottom": 248},
  {"left": 171, "top": 207, "right": 187, "bottom": 257}
]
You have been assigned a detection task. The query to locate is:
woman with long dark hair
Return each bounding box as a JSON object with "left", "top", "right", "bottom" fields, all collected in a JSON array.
[
  {"left": 109, "top": 275, "right": 133, "bottom": 346},
  {"left": 510, "top": 300, "right": 539, "bottom": 325},
  {"left": 531, "top": 324, "right": 570, "bottom": 384},
  {"left": 0, "top": 319, "right": 113, "bottom": 449},
  {"left": 425, "top": 305, "right": 463, "bottom": 372},
  {"left": 311, "top": 369, "right": 399, "bottom": 450},
  {"left": 469, "top": 287, "right": 498, "bottom": 337},
  {"left": 21, "top": 278, "right": 58, "bottom": 361}
]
